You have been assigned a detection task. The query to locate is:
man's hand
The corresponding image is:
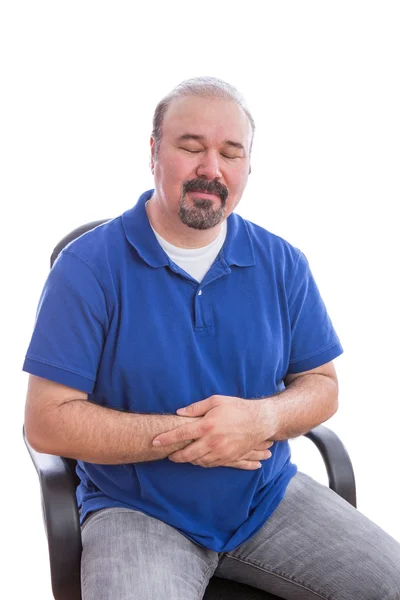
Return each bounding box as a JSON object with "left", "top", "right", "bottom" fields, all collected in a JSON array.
[
  {"left": 218, "top": 439, "right": 274, "bottom": 470},
  {"left": 153, "top": 395, "right": 278, "bottom": 468}
]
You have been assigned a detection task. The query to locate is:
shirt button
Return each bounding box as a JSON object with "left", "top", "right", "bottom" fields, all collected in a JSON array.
[{"left": 198, "top": 289, "right": 203, "bottom": 296}]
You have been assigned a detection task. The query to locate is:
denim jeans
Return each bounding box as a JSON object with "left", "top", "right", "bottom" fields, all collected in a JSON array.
[{"left": 81, "top": 471, "right": 400, "bottom": 599}]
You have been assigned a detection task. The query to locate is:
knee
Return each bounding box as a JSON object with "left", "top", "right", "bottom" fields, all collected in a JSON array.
[
  {"left": 383, "top": 581, "right": 400, "bottom": 600},
  {"left": 365, "top": 571, "right": 400, "bottom": 600},
  {"left": 354, "top": 555, "right": 400, "bottom": 600}
]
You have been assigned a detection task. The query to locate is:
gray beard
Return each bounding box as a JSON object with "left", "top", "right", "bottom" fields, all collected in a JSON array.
[{"left": 178, "top": 195, "right": 226, "bottom": 230}]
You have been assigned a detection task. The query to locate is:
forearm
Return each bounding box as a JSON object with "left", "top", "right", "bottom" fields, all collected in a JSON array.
[
  {"left": 30, "top": 399, "right": 193, "bottom": 464},
  {"left": 262, "top": 373, "right": 339, "bottom": 441},
  {"left": 150, "top": 371, "right": 339, "bottom": 465}
]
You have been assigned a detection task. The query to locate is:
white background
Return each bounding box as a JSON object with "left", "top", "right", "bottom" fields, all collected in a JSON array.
[{"left": 1, "top": 1, "right": 399, "bottom": 597}]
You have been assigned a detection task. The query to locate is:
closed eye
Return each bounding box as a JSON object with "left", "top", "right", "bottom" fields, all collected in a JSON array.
[
  {"left": 180, "top": 148, "right": 241, "bottom": 159},
  {"left": 180, "top": 148, "right": 202, "bottom": 154}
]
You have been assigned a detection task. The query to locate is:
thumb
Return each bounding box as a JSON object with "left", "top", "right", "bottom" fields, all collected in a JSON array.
[{"left": 176, "top": 397, "right": 214, "bottom": 417}]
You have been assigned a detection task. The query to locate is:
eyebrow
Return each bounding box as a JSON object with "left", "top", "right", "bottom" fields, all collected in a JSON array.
[{"left": 177, "top": 134, "right": 245, "bottom": 152}]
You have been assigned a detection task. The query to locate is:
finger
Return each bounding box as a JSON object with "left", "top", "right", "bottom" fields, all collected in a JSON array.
[
  {"left": 153, "top": 423, "right": 202, "bottom": 447},
  {"left": 223, "top": 460, "right": 262, "bottom": 470},
  {"left": 188, "top": 441, "right": 269, "bottom": 468},
  {"left": 168, "top": 440, "right": 209, "bottom": 463},
  {"left": 241, "top": 449, "right": 272, "bottom": 461},
  {"left": 191, "top": 451, "right": 257, "bottom": 469},
  {"left": 189, "top": 451, "right": 233, "bottom": 468},
  {"left": 176, "top": 396, "right": 217, "bottom": 417},
  {"left": 253, "top": 440, "right": 274, "bottom": 451}
]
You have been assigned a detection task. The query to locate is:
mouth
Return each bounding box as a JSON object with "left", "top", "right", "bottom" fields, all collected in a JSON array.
[
  {"left": 182, "top": 178, "right": 229, "bottom": 205},
  {"left": 187, "top": 191, "right": 221, "bottom": 202}
]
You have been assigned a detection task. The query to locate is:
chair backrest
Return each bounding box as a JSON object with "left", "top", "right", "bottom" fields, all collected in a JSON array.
[
  {"left": 64, "top": 457, "right": 80, "bottom": 488},
  {"left": 50, "top": 219, "right": 110, "bottom": 267}
]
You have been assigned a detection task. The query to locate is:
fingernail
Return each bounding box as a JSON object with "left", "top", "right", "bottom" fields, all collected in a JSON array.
[
  {"left": 177, "top": 407, "right": 186, "bottom": 414},
  {"left": 152, "top": 440, "right": 161, "bottom": 446}
]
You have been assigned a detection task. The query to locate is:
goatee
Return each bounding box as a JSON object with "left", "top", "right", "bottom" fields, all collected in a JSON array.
[{"left": 179, "top": 179, "right": 229, "bottom": 230}]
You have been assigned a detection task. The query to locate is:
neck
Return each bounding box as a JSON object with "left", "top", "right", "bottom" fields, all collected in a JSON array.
[{"left": 146, "top": 195, "right": 222, "bottom": 249}]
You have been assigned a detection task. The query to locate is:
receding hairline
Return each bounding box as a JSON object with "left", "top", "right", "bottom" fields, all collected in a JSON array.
[{"left": 151, "top": 76, "right": 255, "bottom": 156}]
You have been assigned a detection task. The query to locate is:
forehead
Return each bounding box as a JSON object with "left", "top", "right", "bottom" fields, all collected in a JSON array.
[{"left": 162, "top": 95, "right": 252, "bottom": 149}]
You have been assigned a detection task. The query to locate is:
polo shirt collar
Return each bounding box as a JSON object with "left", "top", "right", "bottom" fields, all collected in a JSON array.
[{"left": 122, "top": 189, "right": 255, "bottom": 269}]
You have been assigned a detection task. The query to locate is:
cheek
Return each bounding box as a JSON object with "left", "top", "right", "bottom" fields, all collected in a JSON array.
[
  {"left": 163, "top": 157, "right": 193, "bottom": 185},
  {"left": 227, "top": 170, "right": 248, "bottom": 195}
]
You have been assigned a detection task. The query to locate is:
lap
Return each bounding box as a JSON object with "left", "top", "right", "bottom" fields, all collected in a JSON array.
[
  {"left": 81, "top": 507, "right": 218, "bottom": 600},
  {"left": 215, "top": 471, "right": 400, "bottom": 600},
  {"left": 81, "top": 472, "right": 400, "bottom": 599}
]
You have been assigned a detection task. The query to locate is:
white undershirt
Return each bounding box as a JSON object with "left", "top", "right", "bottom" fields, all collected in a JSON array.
[{"left": 146, "top": 202, "right": 228, "bottom": 283}]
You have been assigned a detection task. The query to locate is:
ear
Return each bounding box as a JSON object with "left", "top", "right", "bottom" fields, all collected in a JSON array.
[{"left": 150, "top": 137, "right": 156, "bottom": 174}]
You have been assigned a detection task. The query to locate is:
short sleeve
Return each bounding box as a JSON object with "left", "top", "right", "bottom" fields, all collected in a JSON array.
[
  {"left": 22, "top": 251, "right": 109, "bottom": 393},
  {"left": 286, "top": 251, "right": 343, "bottom": 374}
]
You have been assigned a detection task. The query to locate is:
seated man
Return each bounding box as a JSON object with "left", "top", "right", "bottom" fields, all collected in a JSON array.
[{"left": 23, "top": 76, "right": 400, "bottom": 599}]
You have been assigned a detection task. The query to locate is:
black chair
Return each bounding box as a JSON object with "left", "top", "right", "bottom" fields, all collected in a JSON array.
[{"left": 23, "top": 220, "right": 357, "bottom": 600}]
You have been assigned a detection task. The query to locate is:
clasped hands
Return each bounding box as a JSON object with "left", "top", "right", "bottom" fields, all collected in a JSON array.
[{"left": 152, "top": 395, "right": 278, "bottom": 470}]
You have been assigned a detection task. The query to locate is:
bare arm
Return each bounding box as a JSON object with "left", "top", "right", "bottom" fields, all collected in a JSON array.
[
  {"left": 25, "top": 375, "right": 270, "bottom": 469},
  {"left": 265, "top": 361, "right": 339, "bottom": 441},
  {"left": 152, "top": 361, "right": 338, "bottom": 466},
  {"left": 24, "top": 375, "right": 196, "bottom": 464}
]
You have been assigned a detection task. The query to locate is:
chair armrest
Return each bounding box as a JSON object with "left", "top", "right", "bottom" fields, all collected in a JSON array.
[
  {"left": 23, "top": 427, "right": 82, "bottom": 600},
  {"left": 303, "top": 425, "right": 357, "bottom": 508}
]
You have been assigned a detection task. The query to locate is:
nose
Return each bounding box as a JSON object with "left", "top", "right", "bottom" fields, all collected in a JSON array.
[{"left": 195, "top": 150, "right": 222, "bottom": 180}]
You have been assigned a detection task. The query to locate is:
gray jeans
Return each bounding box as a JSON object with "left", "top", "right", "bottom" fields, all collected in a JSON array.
[{"left": 81, "top": 471, "right": 400, "bottom": 599}]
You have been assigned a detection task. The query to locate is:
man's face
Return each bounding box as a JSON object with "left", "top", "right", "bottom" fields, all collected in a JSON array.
[{"left": 151, "top": 95, "right": 252, "bottom": 230}]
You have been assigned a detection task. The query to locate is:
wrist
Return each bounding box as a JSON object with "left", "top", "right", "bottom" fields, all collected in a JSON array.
[{"left": 259, "top": 397, "right": 281, "bottom": 439}]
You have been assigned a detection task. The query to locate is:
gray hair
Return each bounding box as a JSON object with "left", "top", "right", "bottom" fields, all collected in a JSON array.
[{"left": 151, "top": 76, "right": 255, "bottom": 158}]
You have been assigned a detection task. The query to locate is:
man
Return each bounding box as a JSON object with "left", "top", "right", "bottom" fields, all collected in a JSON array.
[{"left": 23, "top": 77, "right": 400, "bottom": 599}]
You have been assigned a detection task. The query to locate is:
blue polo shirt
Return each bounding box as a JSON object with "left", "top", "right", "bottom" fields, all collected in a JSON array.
[{"left": 23, "top": 190, "right": 343, "bottom": 552}]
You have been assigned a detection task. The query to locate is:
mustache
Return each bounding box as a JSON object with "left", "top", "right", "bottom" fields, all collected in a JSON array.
[{"left": 182, "top": 179, "right": 229, "bottom": 203}]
